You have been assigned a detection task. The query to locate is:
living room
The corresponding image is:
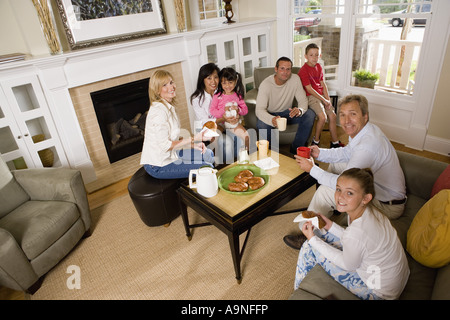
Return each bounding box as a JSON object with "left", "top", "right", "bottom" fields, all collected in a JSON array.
[{"left": 1, "top": 0, "right": 449, "bottom": 302}]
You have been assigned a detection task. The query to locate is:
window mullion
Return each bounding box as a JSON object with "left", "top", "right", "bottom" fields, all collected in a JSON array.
[{"left": 336, "top": 0, "right": 358, "bottom": 92}]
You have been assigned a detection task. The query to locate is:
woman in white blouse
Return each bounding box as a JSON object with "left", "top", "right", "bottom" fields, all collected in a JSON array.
[
  {"left": 190, "top": 63, "right": 244, "bottom": 164},
  {"left": 141, "top": 70, "right": 214, "bottom": 179},
  {"left": 294, "top": 168, "right": 410, "bottom": 300}
]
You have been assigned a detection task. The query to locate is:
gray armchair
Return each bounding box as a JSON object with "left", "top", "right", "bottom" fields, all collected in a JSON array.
[
  {"left": 244, "top": 66, "right": 303, "bottom": 145},
  {"left": 0, "top": 155, "right": 91, "bottom": 294}
]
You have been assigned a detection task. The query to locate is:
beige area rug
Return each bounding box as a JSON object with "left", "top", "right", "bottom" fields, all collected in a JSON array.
[{"left": 30, "top": 186, "right": 315, "bottom": 300}]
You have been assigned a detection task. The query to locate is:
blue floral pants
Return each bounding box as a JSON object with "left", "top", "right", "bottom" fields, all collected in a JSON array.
[{"left": 294, "top": 230, "right": 382, "bottom": 300}]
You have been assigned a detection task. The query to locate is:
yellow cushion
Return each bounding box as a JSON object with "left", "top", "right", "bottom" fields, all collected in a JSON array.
[{"left": 407, "top": 189, "right": 450, "bottom": 268}]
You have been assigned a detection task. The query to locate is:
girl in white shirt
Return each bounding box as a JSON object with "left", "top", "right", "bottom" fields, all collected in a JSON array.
[
  {"left": 141, "top": 70, "right": 214, "bottom": 179},
  {"left": 294, "top": 168, "right": 409, "bottom": 300}
]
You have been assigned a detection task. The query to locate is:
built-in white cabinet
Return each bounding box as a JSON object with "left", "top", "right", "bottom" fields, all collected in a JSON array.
[
  {"left": 0, "top": 75, "right": 68, "bottom": 170},
  {"left": 200, "top": 25, "right": 271, "bottom": 92}
]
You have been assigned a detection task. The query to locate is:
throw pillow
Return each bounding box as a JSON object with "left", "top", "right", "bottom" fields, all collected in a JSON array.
[
  {"left": 431, "top": 165, "right": 450, "bottom": 198},
  {"left": 407, "top": 189, "right": 450, "bottom": 268}
]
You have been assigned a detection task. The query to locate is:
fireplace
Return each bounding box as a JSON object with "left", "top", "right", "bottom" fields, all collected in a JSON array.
[{"left": 91, "top": 78, "right": 150, "bottom": 163}]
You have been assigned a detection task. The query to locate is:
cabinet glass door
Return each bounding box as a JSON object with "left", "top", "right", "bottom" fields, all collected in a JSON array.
[
  {"left": 0, "top": 90, "right": 34, "bottom": 170},
  {"left": 0, "top": 76, "right": 67, "bottom": 169},
  {"left": 238, "top": 31, "right": 270, "bottom": 92},
  {"left": 201, "top": 34, "right": 239, "bottom": 70},
  {"left": 200, "top": 26, "right": 271, "bottom": 94}
]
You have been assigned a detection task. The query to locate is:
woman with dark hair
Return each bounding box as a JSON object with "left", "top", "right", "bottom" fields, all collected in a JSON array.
[
  {"left": 293, "top": 167, "right": 410, "bottom": 300},
  {"left": 190, "top": 63, "right": 244, "bottom": 164},
  {"left": 190, "top": 63, "right": 220, "bottom": 124}
]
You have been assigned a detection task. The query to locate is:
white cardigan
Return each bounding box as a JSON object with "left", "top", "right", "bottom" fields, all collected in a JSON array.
[
  {"left": 309, "top": 206, "right": 410, "bottom": 299},
  {"left": 140, "top": 101, "right": 180, "bottom": 167}
]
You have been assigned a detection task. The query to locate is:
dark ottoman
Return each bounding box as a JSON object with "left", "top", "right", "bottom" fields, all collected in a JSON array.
[{"left": 128, "top": 167, "right": 184, "bottom": 226}]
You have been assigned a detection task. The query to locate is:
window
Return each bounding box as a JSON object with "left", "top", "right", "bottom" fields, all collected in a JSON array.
[
  {"left": 198, "top": 0, "right": 225, "bottom": 21},
  {"left": 292, "top": 0, "right": 433, "bottom": 96},
  {"left": 351, "top": 0, "right": 432, "bottom": 95},
  {"left": 292, "top": 0, "right": 345, "bottom": 81}
]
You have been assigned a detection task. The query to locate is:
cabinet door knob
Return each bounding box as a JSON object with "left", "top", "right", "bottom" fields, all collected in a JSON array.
[
  {"left": 24, "top": 133, "right": 29, "bottom": 137},
  {"left": 18, "top": 135, "right": 22, "bottom": 139}
]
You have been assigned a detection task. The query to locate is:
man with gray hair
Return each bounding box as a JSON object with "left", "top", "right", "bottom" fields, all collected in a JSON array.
[{"left": 284, "top": 94, "right": 406, "bottom": 249}]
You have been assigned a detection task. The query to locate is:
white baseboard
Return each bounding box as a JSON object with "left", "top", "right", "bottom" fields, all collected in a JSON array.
[
  {"left": 353, "top": 121, "right": 449, "bottom": 157},
  {"left": 423, "top": 135, "right": 450, "bottom": 157}
]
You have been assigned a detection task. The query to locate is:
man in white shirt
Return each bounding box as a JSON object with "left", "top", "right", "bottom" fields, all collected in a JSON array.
[
  {"left": 284, "top": 94, "right": 406, "bottom": 249},
  {"left": 255, "top": 57, "right": 316, "bottom": 154}
]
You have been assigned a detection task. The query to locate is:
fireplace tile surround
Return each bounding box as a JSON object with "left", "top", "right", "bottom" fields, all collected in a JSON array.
[{"left": 0, "top": 18, "right": 274, "bottom": 193}]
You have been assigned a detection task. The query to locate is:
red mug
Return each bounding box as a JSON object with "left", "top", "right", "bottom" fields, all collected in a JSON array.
[{"left": 297, "top": 147, "right": 311, "bottom": 158}]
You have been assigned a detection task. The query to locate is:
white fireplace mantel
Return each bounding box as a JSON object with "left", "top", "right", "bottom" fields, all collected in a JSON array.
[{"left": 0, "top": 18, "right": 275, "bottom": 184}]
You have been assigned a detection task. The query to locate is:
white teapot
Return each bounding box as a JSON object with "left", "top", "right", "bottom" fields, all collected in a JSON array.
[{"left": 189, "top": 167, "right": 218, "bottom": 198}]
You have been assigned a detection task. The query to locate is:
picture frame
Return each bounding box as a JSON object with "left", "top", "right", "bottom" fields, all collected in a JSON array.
[{"left": 55, "top": 0, "right": 166, "bottom": 49}]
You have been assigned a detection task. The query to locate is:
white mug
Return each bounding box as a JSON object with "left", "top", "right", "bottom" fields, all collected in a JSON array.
[{"left": 276, "top": 117, "right": 287, "bottom": 131}]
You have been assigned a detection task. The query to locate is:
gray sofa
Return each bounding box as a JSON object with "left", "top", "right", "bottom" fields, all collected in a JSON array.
[{"left": 289, "top": 150, "right": 449, "bottom": 300}]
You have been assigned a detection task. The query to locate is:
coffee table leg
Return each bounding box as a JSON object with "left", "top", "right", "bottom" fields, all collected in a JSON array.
[
  {"left": 178, "top": 198, "right": 192, "bottom": 241},
  {"left": 228, "top": 232, "right": 242, "bottom": 284}
]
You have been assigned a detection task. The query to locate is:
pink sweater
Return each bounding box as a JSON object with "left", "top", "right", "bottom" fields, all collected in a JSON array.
[{"left": 209, "top": 92, "right": 248, "bottom": 119}]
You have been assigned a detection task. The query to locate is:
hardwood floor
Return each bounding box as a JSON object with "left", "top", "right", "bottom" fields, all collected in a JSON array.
[
  {"left": 87, "top": 176, "right": 132, "bottom": 210},
  {"left": 1, "top": 127, "right": 448, "bottom": 300}
]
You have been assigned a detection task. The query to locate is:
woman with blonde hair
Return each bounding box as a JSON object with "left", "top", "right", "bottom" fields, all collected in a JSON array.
[
  {"left": 141, "top": 70, "right": 214, "bottom": 179},
  {"left": 294, "top": 167, "right": 409, "bottom": 300}
]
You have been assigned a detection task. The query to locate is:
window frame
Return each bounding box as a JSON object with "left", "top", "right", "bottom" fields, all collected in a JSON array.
[
  {"left": 189, "top": 0, "right": 239, "bottom": 27},
  {"left": 286, "top": 0, "right": 437, "bottom": 99},
  {"left": 277, "top": 0, "right": 449, "bottom": 151}
]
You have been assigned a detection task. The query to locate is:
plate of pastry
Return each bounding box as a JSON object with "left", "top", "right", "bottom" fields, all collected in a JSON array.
[{"left": 217, "top": 165, "right": 269, "bottom": 195}]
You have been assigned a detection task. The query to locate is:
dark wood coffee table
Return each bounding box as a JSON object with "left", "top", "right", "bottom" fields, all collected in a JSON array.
[{"left": 177, "top": 151, "right": 316, "bottom": 283}]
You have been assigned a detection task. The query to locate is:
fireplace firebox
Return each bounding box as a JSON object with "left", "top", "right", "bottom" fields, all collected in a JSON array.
[{"left": 91, "top": 78, "right": 150, "bottom": 163}]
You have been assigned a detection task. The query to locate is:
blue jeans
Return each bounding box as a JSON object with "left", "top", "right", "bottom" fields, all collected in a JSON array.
[
  {"left": 256, "top": 108, "right": 315, "bottom": 153},
  {"left": 144, "top": 148, "right": 215, "bottom": 179}
]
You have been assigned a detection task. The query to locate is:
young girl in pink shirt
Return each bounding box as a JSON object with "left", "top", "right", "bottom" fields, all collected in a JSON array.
[{"left": 209, "top": 68, "right": 249, "bottom": 149}]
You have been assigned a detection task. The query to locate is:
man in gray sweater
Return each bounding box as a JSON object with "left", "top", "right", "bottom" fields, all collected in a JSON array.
[{"left": 256, "top": 56, "right": 315, "bottom": 154}]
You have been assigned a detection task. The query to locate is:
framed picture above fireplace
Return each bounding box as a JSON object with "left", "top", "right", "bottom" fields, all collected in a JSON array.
[{"left": 55, "top": 0, "right": 166, "bottom": 49}]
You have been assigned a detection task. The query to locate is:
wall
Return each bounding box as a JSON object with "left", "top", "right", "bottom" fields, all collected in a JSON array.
[
  {"left": 238, "top": 0, "right": 275, "bottom": 18},
  {"left": 0, "top": 0, "right": 48, "bottom": 56},
  {"left": 427, "top": 35, "right": 450, "bottom": 151}
]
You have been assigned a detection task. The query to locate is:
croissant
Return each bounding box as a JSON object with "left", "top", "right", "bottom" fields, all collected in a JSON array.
[
  {"left": 302, "top": 211, "right": 326, "bottom": 229},
  {"left": 203, "top": 121, "right": 217, "bottom": 130},
  {"left": 247, "top": 177, "right": 265, "bottom": 190},
  {"left": 228, "top": 182, "right": 249, "bottom": 192},
  {"left": 234, "top": 169, "right": 254, "bottom": 183}
]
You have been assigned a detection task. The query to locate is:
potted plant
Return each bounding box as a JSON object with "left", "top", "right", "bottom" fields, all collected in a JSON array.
[{"left": 353, "top": 69, "right": 379, "bottom": 89}]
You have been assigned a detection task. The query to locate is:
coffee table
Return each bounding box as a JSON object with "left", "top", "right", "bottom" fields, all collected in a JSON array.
[{"left": 176, "top": 151, "right": 316, "bottom": 283}]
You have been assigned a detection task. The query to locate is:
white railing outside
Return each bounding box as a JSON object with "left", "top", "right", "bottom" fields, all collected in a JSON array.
[
  {"left": 366, "top": 38, "right": 421, "bottom": 94},
  {"left": 293, "top": 37, "right": 339, "bottom": 80},
  {"left": 293, "top": 37, "right": 323, "bottom": 67}
]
